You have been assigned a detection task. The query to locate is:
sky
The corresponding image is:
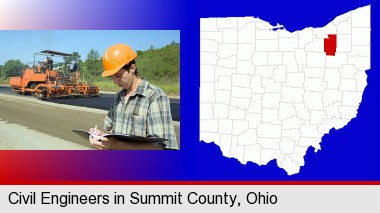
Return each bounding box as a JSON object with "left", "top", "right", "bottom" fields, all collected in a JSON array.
[{"left": 0, "top": 30, "right": 180, "bottom": 65}]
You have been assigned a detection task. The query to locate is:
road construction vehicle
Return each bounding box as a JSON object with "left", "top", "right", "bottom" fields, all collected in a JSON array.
[{"left": 9, "top": 50, "right": 99, "bottom": 100}]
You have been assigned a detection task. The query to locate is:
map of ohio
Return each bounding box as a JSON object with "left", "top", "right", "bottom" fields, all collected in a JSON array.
[{"left": 200, "top": 5, "right": 370, "bottom": 175}]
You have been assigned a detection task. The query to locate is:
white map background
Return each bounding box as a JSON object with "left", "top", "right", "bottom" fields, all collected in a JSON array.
[{"left": 200, "top": 5, "right": 371, "bottom": 175}]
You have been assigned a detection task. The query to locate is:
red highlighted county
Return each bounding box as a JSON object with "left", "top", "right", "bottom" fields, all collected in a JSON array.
[{"left": 324, "top": 34, "right": 337, "bottom": 56}]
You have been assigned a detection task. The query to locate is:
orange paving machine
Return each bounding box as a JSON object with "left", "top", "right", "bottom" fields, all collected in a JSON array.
[{"left": 9, "top": 50, "right": 99, "bottom": 100}]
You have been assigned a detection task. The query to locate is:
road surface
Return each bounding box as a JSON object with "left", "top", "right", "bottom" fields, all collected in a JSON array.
[{"left": 0, "top": 85, "right": 180, "bottom": 121}]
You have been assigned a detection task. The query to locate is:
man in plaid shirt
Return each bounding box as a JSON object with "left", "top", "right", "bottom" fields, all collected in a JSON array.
[{"left": 89, "top": 44, "right": 178, "bottom": 150}]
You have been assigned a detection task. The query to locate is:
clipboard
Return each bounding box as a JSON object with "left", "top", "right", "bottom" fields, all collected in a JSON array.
[{"left": 72, "top": 130, "right": 168, "bottom": 143}]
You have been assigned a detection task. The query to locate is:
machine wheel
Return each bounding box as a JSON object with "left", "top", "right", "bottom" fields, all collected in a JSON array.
[
  {"left": 30, "top": 83, "right": 38, "bottom": 96},
  {"left": 41, "top": 88, "right": 47, "bottom": 100},
  {"left": 35, "top": 87, "right": 48, "bottom": 100}
]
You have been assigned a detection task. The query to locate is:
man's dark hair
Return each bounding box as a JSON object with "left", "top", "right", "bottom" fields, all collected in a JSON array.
[{"left": 122, "top": 60, "right": 139, "bottom": 77}]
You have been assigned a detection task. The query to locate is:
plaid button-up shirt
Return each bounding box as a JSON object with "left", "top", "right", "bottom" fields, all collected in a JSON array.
[{"left": 104, "top": 79, "right": 178, "bottom": 149}]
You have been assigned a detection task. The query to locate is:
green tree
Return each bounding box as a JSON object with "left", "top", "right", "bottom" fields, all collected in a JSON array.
[
  {"left": 136, "top": 50, "right": 143, "bottom": 57},
  {"left": 84, "top": 49, "right": 102, "bottom": 77},
  {"left": 2, "top": 60, "right": 27, "bottom": 78}
]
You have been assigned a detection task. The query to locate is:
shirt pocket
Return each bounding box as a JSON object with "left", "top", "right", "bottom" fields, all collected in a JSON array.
[{"left": 126, "top": 114, "right": 147, "bottom": 137}]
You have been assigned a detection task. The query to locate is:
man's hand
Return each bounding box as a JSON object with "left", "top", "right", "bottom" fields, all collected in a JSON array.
[{"left": 88, "top": 128, "right": 110, "bottom": 150}]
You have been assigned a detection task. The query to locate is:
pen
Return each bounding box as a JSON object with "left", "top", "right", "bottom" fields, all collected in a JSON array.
[{"left": 93, "top": 125, "right": 102, "bottom": 140}]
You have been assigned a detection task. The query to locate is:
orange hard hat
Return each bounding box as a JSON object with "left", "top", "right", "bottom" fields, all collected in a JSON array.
[{"left": 102, "top": 43, "right": 137, "bottom": 77}]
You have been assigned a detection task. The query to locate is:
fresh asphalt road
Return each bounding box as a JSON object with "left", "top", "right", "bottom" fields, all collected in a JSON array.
[
  {"left": 0, "top": 85, "right": 180, "bottom": 121},
  {"left": 46, "top": 93, "right": 180, "bottom": 121}
]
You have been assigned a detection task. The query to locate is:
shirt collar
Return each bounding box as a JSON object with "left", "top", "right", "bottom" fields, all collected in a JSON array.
[
  {"left": 135, "top": 78, "right": 148, "bottom": 97},
  {"left": 119, "top": 78, "right": 148, "bottom": 98}
]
